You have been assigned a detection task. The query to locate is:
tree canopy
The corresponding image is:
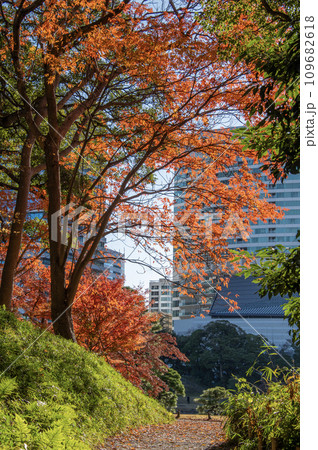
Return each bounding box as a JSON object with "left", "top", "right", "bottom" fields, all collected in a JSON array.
[{"left": 0, "top": 0, "right": 282, "bottom": 340}]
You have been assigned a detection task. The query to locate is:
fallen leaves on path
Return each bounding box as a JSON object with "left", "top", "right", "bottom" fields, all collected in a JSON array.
[{"left": 101, "top": 416, "right": 232, "bottom": 450}]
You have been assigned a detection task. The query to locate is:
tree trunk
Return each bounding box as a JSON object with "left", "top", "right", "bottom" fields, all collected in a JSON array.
[
  {"left": 51, "top": 285, "right": 77, "bottom": 341},
  {"left": 48, "top": 230, "right": 77, "bottom": 341},
  {"left": 258, "top": 435, "right": 263, "bottom": 450},
  {"left": 43, "top": 72, "right": 78, "bottom": 341},
  {"left": 45, "top": 133, "right": 77, "bottom": 341},
  {"left": 0, "top": 137, "right": 34, "bottom": 309}
]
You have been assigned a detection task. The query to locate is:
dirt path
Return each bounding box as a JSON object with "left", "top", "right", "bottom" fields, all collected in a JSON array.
[{"left": 101, "top": 416, "right": 232, "bottom": 450}]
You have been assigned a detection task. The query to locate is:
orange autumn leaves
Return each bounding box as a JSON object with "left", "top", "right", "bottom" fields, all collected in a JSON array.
[
  {"left": 1, "top": 0, "right": 286, "bottom": 341},
  {"left": 74, "top": 276, "right": 155, "bottom": 354},
  {"left": 74, "top": 275, "right": 187, "bottom": 396},
  {"left": 103, "top": 416, "right": 228, "bottom": 449}
]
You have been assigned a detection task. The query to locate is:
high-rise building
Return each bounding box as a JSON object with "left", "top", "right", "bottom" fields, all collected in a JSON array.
[
  {"left": 226, "top": 164, "right": 300, "bottom": 252},
  {"left": 149, "top": 278, "right": 173, "bottom": 314},
  {"left": 171, "top": 166, "right": 218, "bottom": 320},
  {"left": 172, "top": 160, "right": 300, "bottom": 339},
  {"left": 103, "top": 247, "right": 125, "bottom": 279}
]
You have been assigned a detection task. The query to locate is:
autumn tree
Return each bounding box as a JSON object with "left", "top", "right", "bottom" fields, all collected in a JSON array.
[
  {"left": 1, "top": 0, "right": 282, "bottom": 341},
  {"left": 12, "top": 265, "right": 187, "bottom": 398},
  {"left": 13, "top": 259, "right": 51, "bottom": 325},
  {"left": 73, "top": 276, "right": 156, "bottom": 355},
  {"left": 13, "top": 267, "right": 188, "bottom": 399},
  {"left": 108, "top": 320, "right": 188, "bottom": 398}
]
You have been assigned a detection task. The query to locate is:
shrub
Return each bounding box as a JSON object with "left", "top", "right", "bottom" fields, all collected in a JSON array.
[
  {"left": 195, "top": 386, "right": 229, "bottom": 418},
  {"left": 158, "top": 369, "right": 185, "bottom": 412},
  {"left": 224, "top": 368, "right": 300, "bottom": 449}
]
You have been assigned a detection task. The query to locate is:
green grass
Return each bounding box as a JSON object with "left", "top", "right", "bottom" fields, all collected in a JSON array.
[{"left": 0, "top": 308, "right": 173, "bottom": 449}]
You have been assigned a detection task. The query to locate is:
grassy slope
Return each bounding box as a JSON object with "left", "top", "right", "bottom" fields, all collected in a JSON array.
[{"left": 0, "top": 309, "right": 173, "bottom": 449}]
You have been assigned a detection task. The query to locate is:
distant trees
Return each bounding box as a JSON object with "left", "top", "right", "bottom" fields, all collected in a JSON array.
[
  {"left": 173, "top": 321, "right": 299, "bottom": 388},
  {"left": 158, "top": 368, "right": 185, "bottom": 412}
]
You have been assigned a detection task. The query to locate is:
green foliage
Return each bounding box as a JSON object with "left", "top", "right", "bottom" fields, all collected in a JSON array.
[
  {"left": 0, "top": 401, "right": 86, "bottom": 450},
  {"left": 200, "top": 0, "right": 300, "bottom": 180},
  {"left": 158, "top": 368, "right": 185, "bottom": 412},
  {"left": 195, "top": 386, "right": 229, "bottom": 417},
  {"left": 234, "top": 235, "right": 300, "bottom": 345},
  {"left": 160, "top": 369, "right": 185, "bottom": 397},
  {"left": 0, "top": 376, "right": 18, "bottom": 400},
  {"left": 224, "top": 368, "right": 300, "bottom": 449},
  {"left": 157, "top": 391, "right": 178, "bottom": 413},
  {"left": 0, "top": 309, "right": 173, "bottom": 448}
]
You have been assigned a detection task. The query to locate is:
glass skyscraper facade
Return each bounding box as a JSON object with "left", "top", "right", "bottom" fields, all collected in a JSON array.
[
  {"left": 226, "top": 164, "right": 300, "bottom": 252},
  {"left": 172, "top": 161, "right": 300, "bottom": 321}
]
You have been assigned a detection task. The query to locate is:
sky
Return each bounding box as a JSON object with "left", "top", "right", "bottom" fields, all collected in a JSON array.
[{"left": 108, "top": 236, "right": 171, "bottom": 290}]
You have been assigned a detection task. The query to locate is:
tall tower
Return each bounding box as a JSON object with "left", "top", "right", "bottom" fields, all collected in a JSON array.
[{"left": 172, "top": 160, "right": 300, "bottom": 323}]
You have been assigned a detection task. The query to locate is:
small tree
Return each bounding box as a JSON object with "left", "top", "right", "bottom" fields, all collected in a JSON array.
[
  {"left": 158, "top": 368, "right": 185, "bottom": 412},
  {"left": 195, "top": 386, "right": 229, "bottom": 419}
]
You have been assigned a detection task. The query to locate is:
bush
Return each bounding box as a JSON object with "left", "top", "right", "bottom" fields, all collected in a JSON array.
[
  {"left": 195, "top": 386, "right": 229, "bottom": 418},
  {"left": 224, "top": 368, "right": 300, "bottom": 449}
]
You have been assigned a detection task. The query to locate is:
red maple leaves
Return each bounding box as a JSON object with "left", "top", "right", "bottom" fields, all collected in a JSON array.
[{"left": 13, "top": 266, "right": 187, "bottom": 396}]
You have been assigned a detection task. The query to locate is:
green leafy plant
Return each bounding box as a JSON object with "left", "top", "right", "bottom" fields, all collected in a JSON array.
[
  {"left": 224, "top": 367, "right": 300, "bottom": 449},
  {"left": 158, "top": 369, "right": 185, "bottom": 412},
  {"left": 0, "top": 309, "right": 173, "bottom": 448}
]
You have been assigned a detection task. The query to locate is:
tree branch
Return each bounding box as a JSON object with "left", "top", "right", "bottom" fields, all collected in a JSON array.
[{"left": 260, "top": 0, "right": 292, "bottom": 22}]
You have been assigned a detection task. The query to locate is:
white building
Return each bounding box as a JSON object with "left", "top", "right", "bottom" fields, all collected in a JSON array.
[
  {"left": 173, "top": 317, "right": 292, "bottom": 348},
  {"left": 149, "top": 278, "right": 173, "bottom": 314}
]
